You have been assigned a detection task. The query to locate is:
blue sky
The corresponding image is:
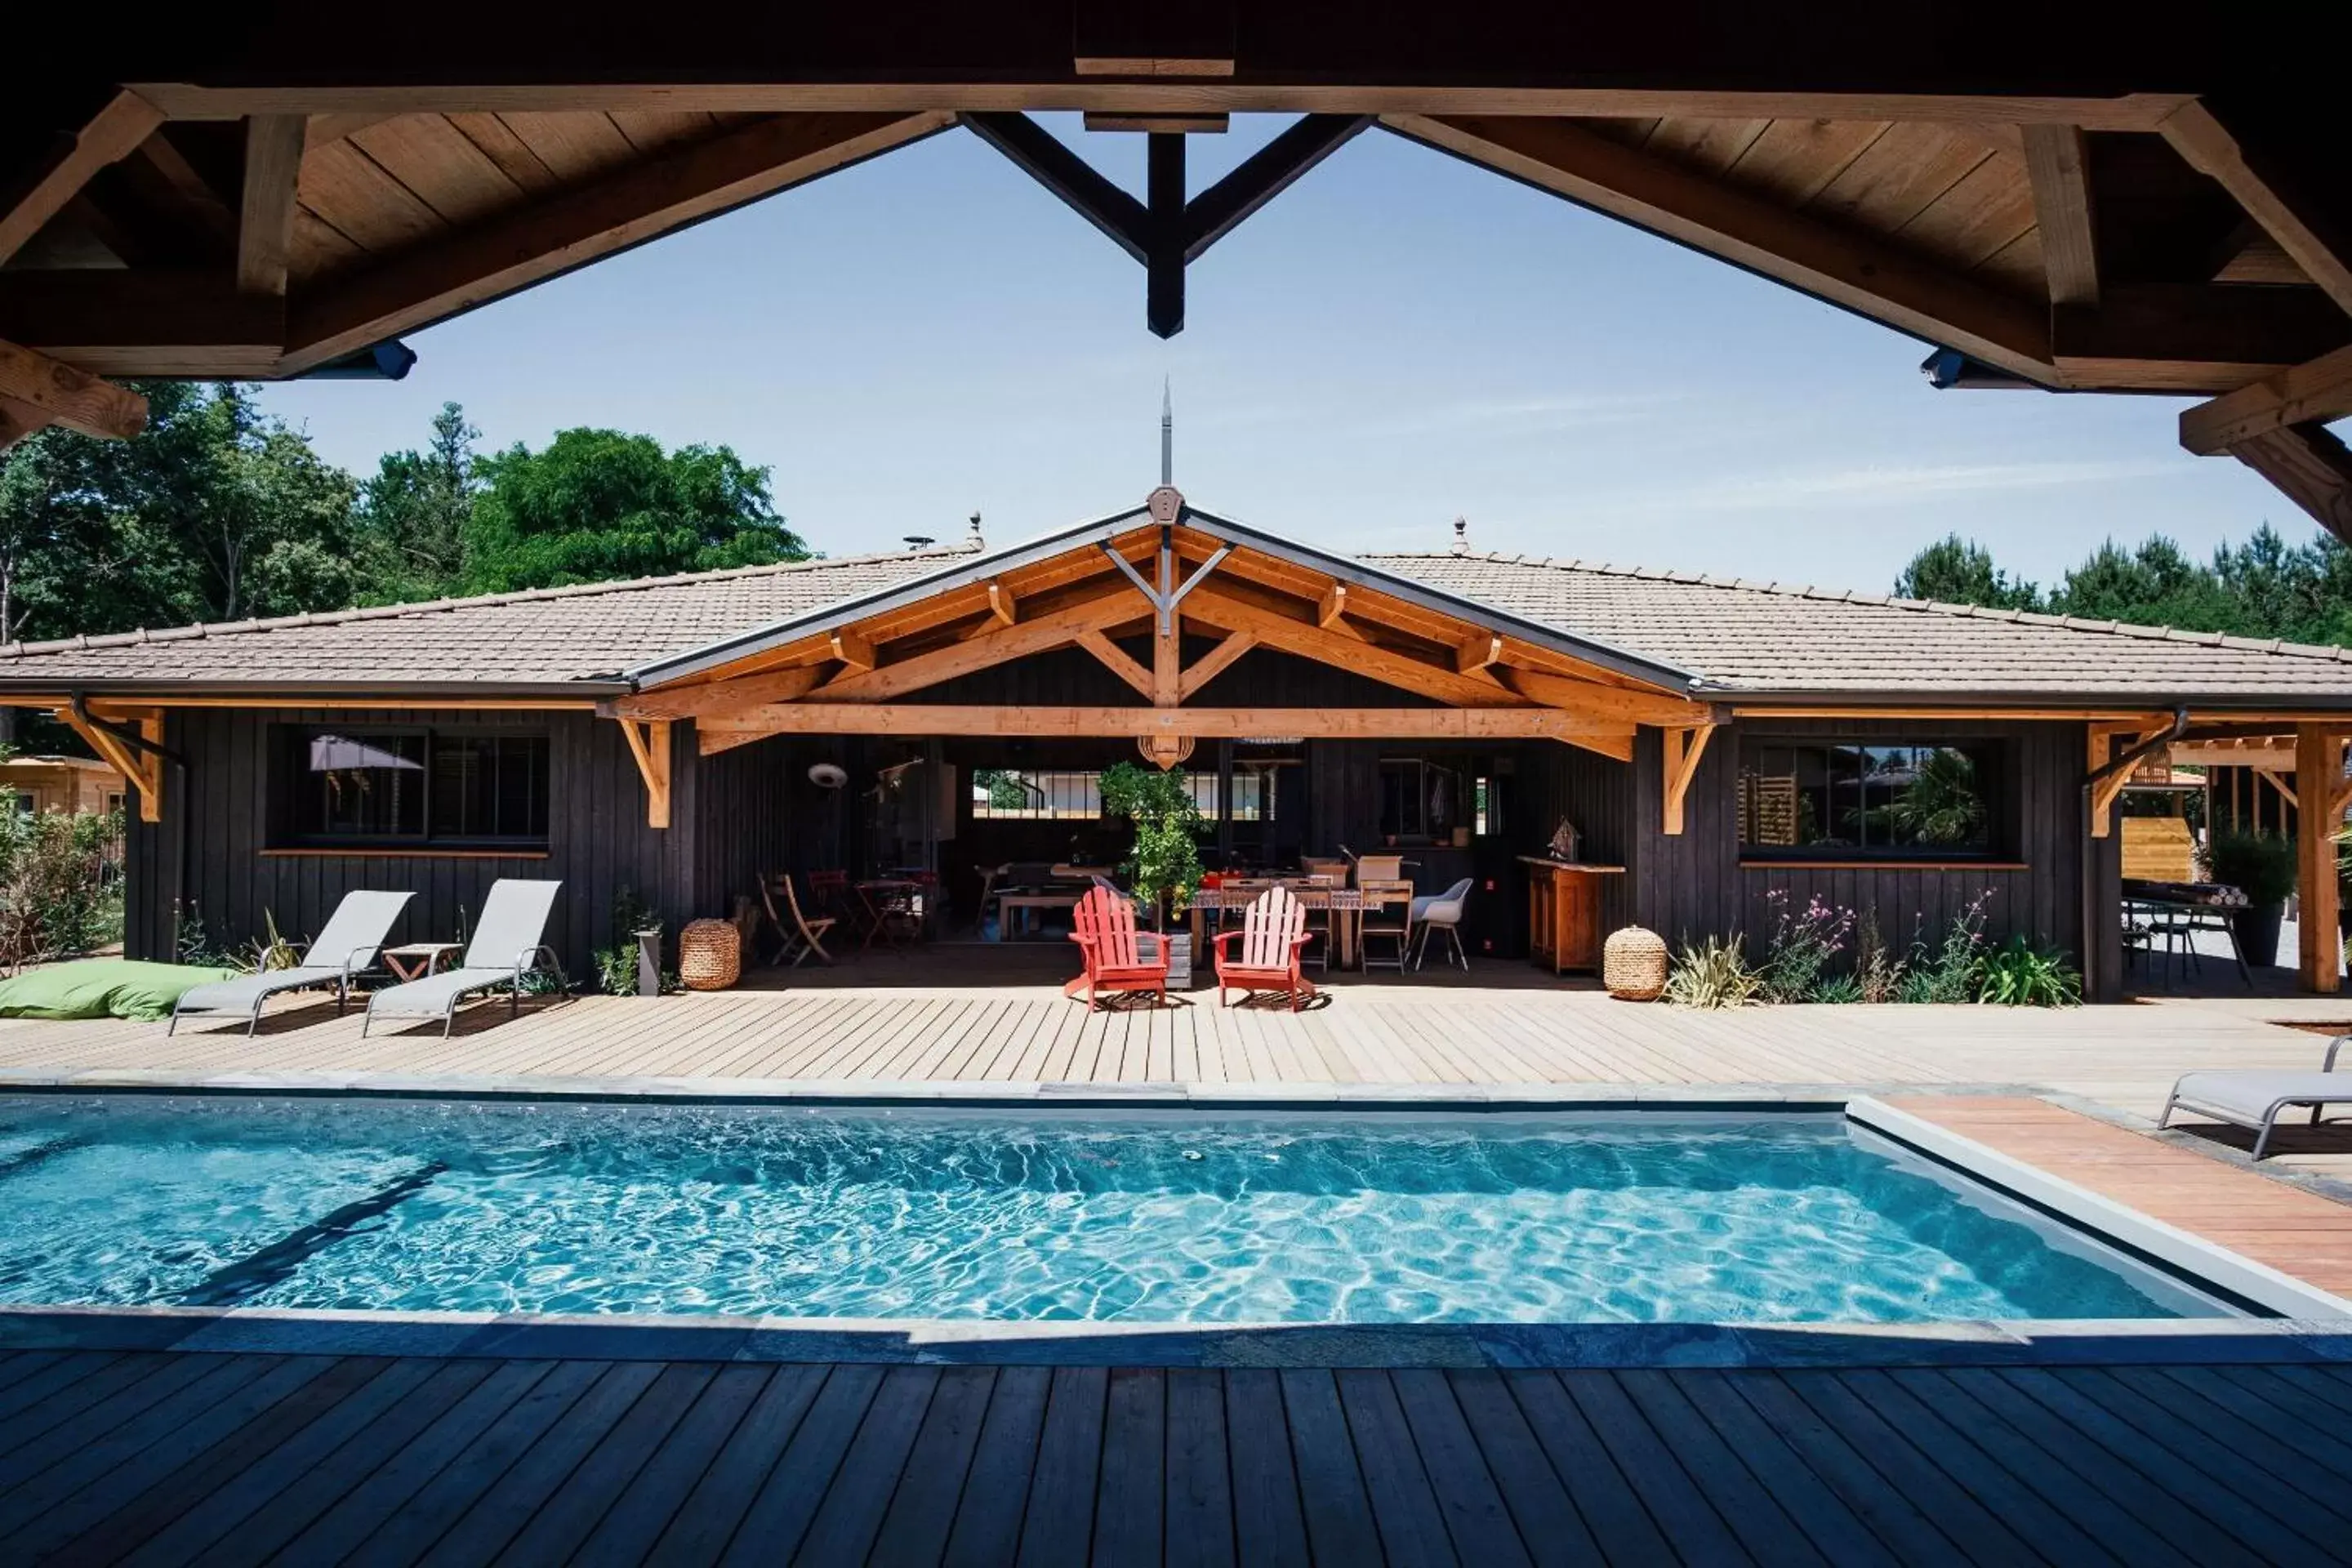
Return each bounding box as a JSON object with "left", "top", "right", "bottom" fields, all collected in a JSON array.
[{"left": 255, "top": 115, "right": 2301, "bottom": 595}]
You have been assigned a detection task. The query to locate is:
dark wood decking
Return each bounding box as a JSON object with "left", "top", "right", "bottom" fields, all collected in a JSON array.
[{"left": 7, "top": 1345, "right": 2352, "bottom": 1565}]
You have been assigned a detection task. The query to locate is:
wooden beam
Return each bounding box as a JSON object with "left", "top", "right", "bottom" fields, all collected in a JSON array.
[
  {"left": 54, "top": 706, "right": 163, "bottom": 823},
  {"left": 235, "top": 115, "right": 306, "bottom": 296},
  {"left": 697, "top": 704, "right": 1633, "bottom": 750},
  {"left": 1315, "top": 583, "right": 1352, "bottom": 630},
  {"left": 2021, "top": 123, "right": 2098, "bottom": 308},
  {"left": 806, "top": 585, "right": 1146, "bottom": 703},
  {"left": 1662, "top": 724, "right": 1715, "bottom": 836},
  {"left": 1152, "top": 615, "right": 1180, "bottom": 706},
  {"left": 2226, "top": 422, "right": 2352, "bottom": 546},
  {"left": 611, "top": 662, "right": 826, "bottom": 720},
  {"left": 2181, "top": 344, "right": 2352, "bottom": 456},
  {"left": 1497, "top": 666, "right": 1711, "bottom": 728},
  {"left": 2298, "top": 724, "right": 2343, "bottom": 993},
  {"left": 0, "top": 90, "right": 163, "bottom": 269},
  {"left": 1456, "top": 633, "right": 1502, "bottom": 675},
  {"left": 987, "top": 580, "right": 1017, "bottom": 626},
  {"left": 1183, "top": 584, "right": 1531, "bottom": 708},
  {"left": 2256, "top": 768, "right": 2298, "bottom": 809},
  {"left": 1076, "top": 629, "right": 1156, "bottom": 700},
  {"left": 827, "top": 627, "right": 876, "bottom": 672},
  {"left": 2050, "top": 283, "right": 2352, "bottom": 394},
  {"left": 0, "top": 338, "right": 147, "bottom": 441},
  {"left": 0, "top": 273, "right": 286, "bottom": 377},
  {"left": 282, "top": 110, "right": 951, "bottom": 372},
  {"left": 1177, "top": 630, "right": 1254, "bottom": 701},
  {"left": 612, "top": 716, "right": 672, "bottom": 828},
  {"left": 0, "top": 396, "right": 45, "bottom": 454},
  {"left": 2161, "top": 100, "right": 2352, "bottom": 319},
  {"left": 1390, "top": 113, "right": 2057, "bottom": 385}
]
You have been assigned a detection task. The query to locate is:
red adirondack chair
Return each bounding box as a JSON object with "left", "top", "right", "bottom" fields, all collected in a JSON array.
[
  {"left": 1214, "top": 885, "right": 1318, "bottom": 1011},
  {"left": 1064, "top": 885, "right": 1169, "bottom": 1009}
]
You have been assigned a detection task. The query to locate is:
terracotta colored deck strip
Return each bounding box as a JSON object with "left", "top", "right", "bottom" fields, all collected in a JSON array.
[{"left": 1884, "top": 1095, "right": 2352, "bottom": 1296}]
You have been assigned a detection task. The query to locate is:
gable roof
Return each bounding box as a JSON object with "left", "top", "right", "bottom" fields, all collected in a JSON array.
[
  {"left": 1374, "top": 550, "right": 2352, "bottom": 705},
  {"left": 3, "top": 506, "right": 2352, "bottom": 711}
]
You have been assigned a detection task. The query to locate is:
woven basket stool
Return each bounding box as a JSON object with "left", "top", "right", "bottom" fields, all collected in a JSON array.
[
  {"left": 678, "top": 918, "right": 741, "bottom": 991},
  {"left": 1602, "top": 925, "right": 1669, "bottom": 1001}
]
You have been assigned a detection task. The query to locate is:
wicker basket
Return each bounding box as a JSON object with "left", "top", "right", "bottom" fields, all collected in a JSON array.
[
  {"left": 1602, "top": 925, "right": 1669, "bottom": 1001},
  {"left": 678, "top": 918, "right": 741, "bottom": 991}
]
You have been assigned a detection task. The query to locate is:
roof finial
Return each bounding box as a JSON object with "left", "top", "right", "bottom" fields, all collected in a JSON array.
[
  {"left": 1160, "top": 376, "right": 1174, "bottom": 488},
  {"left": 1451, "top": 516, "right": 1469, "bottom": 555},
  {"left": 969, "top": 510, "right": 983, "bottom": 545}
]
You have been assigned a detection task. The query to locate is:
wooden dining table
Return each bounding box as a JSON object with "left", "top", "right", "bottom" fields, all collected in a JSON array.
[{"left": 1187, "top": 882, "right": 1391, "bottom": 969}]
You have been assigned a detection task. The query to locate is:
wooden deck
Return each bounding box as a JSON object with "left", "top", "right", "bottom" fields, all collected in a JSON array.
[{"left": 9, "top": 1340, "right": 2352, "bottom": 1566}]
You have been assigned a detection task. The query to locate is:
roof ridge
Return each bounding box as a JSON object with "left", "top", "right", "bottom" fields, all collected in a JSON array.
[
  {"left": 0, "top": 541, "right": 984, "bottom": 660},
  {"left": 1361, "top": 549, "right": 2352, "bottom": 664}
]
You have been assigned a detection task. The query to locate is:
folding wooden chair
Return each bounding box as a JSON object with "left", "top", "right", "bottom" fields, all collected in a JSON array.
[{"left": 760, "top": 873, "right": 837, "bottom": 967}]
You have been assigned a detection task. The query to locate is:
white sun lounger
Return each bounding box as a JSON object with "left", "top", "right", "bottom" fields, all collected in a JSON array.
[
  {"left": 2160, "top": 1040, "right": 2352, "bottom": 1159},
  {"left": 169, "top": 889, "right": 416, "bottom": 1036},
  {"left": 363, "top": 880, "right": 568, "bottom": 1038}
]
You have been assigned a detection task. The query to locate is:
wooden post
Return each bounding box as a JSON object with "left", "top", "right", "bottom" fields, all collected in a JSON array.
[{"left": 2296, "top": 724, "right": 2342, "bottom": 993}]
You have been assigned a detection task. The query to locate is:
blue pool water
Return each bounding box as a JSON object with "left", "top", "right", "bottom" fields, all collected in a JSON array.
[{"left": 0, "top": 1098, "right": 2221, "bottom": 1324}]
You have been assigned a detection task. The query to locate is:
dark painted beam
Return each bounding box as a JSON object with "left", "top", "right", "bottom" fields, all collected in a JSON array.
[
  {"left": 963, "top": 111, "right": 1147, "bottom": 261},
  {"left": 1147, "top": 132, "right": 1185, "bottom": 337},
  {"left": 1183, "top": 113, "right": 1369, "bottom": 261}
]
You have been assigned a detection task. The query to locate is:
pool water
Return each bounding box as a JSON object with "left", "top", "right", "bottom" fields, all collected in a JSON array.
[{"left": 0, "top": 1098, "right": 2222, "bottom": 1324}]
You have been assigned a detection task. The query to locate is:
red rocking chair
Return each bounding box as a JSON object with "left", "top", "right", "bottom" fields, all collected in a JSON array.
[
  {"left": 1064, "top": 885, "right": 1169, "bottom": 1009},
  {"left": 1214, "top": 885, "right": 1318, "bottom": 1011}
]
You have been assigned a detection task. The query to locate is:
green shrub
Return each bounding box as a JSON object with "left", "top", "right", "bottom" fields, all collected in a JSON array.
[
  {"left": 2209, "top": 829, "right": 2296, "bottom": 906},
  {"left": 1971, "top": 935, "right": 2082, "bottom": 1006},
  {"left": 1098, "top": 761, "right": 1205, "bottom": 928},
  {"left": 1898, "top": 894, "right": 1991, "bottom": 1004},
  {"left": 1758, "top": 889, "right": 1855, "bottom": 1003},
  {"left": 595, "top": 886, "right": 658, "bottom": 996},
  {"left": 1810, "top": 973, "right": 1865, "bottom": 1004},
  {"left": 0, "top": 807, "right": 124, "bottom": 969},
  {"left": 1664, "top": 934, "right": 1762, "bottom": 1009}
]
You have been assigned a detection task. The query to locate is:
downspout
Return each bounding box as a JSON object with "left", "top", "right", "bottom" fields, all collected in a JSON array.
[{"left": 2080, "top": 707, "right": 2190, "bottom": 1001}]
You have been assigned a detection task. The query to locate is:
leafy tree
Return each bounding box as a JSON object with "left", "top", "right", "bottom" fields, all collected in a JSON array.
[
  {"left": 462, "top": 429, "right": 806, "bottom": 592},
  {"left": 354, "top": 401, "right": 478, "bottom": 601},
  {"left": 2046, "top": 534, "right": 2236, "bottom": 631},
  {"left": 1894, "top": 535, "right": 2039, "bottom": 610}
]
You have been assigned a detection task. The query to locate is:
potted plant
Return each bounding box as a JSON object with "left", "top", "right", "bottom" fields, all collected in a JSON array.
[
  {"left": 2209, "top": 829, "right": 2296, "bottom": 969},
  {"left": 1098, "top": 760, "right": 1206, "bottom": 987}
]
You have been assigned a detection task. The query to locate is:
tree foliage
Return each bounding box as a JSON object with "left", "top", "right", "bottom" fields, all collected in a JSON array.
[
  {"left": 462, "top": 429, "right": 805, "bottom": 592},
  {"left": 1893, "top": 524, "right": 2352, "bottom": 645}
]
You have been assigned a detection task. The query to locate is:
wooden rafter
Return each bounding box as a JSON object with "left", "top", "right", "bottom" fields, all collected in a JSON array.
[
  {"left": 827, "top": 627, "right": 876, "bottom": 672},
  {"left": 0, "top": 90, "right": 163, "bottom": 269},
  {"left": 281, "top": 110, "right": 952, "bottom": 373},
  {"left": 0, "top": 338, "right": 147, "bottom": 451},
  {"left": 1662, "top": 724, "right": 1715, "bottom": 836},
  {"left": 2256, "top": 768, "right": 2297, "bottom": 809},
  {"left": 1182, "top": 583, "right": 1530, "bottom": 708},
  {"left": 2160, "top": 100, "right": 2352, "bottom": 319},
  {"left": 2088, "top": 722, "right": 2173, "bottom": 836},
  {"left": 2225, "top": 422, "right": 2352, "bottom": 545},
  {"left": 697, "top": 704, "right": 1634, "bottom": 756},
  {"left": 1389, "top": 113, "right": 2057, "bottom": 385},
  {"left": 1497, "top": 666, "right": 1709, "bottom": 728},
  {"left": 1076, "top": 629, "right": 1156, "bottom": 700},
  {"left": 805, "top": 585, "right": 1147, "bottom": 703},
  {"left": 987, "top": 581, "right": 1017, "bottom": 626},
  {"left": 1455, "top": 633, "right": 1502, "bottom": 675},
  {"left": 612, "top": 715, "right": 672, "bottom": 828},
  {"left": 612, "top": 662, "right": 825, "bottom": 721},
  {"left": 1177, "top": 630, "right": 1254, "bottom": 701},
  {"left": 235, "top": 117, "right": 306, "bottom": 296},
  {"left": 2021, "top": 123, "right": 2098, "bottom": 309}
]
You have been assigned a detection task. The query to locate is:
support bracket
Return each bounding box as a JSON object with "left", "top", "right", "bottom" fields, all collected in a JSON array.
[
  {"left": 613, "top": 716, "right": 673, "bottom": 829},
  {"left": 1662, "top": 724, "right": 1716, "bottom": 836}
]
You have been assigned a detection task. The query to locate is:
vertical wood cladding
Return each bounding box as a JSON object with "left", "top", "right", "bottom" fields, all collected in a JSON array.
[
  {"left": 125, "top": 706, "right": 722, "bottom": 979},
  {"left": 1632, "top": 717, "right": 2094, "bottom": 974}
]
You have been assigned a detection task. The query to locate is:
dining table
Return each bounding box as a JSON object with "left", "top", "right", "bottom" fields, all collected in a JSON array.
[{"left": 1187, "top": 881, "right": 1395, "bottom": 969}]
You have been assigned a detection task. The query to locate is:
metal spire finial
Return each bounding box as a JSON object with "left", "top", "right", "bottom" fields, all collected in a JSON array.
[{"left": 1160, "top": 376, "right": 1173, "bottom": 488}]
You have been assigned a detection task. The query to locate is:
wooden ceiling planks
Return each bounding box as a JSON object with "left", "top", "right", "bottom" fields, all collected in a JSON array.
[
  {"left": 1640, "top": 116, "right": 1771, "bottom": 176},
  {"left": 345, "top": 117, "right": 528, "bottom": 229},
  {"left": 295, "top": 139, "right": 445, "bottom": 256},
  {"left": 1808, "top": 122, "right": 1997, "bottom": 238},
  {"left": 1719, "top": 118, "right": 1891, "bottom": 207},
  {"left": 495, "top": 111, "right": 639, "bottom": 184},
  {"left": 1895, "top": 150, "right": 2037, "bottom": 271},
  {"left": 443, "top": 114, "right": 564, "bottom": 196}
]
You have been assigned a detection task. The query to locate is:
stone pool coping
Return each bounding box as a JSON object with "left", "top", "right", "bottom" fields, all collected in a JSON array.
[{"left": 7, "top": 1303, "right": 2352, "bottom": 1371}]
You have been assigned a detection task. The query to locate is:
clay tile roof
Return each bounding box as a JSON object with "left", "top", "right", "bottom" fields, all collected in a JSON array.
[
  {"left": 0, "top": 544, "right": 978, "bottom": 688},
  {"left": 1362, "top": 550, "right": 2352, "bottom": 701}
]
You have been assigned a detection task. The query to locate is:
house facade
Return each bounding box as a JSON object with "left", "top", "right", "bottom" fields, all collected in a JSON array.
[{"left": 7, "top": 489, "right": 2351, "bottom": 1000}]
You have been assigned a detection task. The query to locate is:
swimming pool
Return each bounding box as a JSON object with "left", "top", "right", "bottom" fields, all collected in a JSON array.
[{"left": 0, "top": 1097, "right": 2225, "bottom": 1324}]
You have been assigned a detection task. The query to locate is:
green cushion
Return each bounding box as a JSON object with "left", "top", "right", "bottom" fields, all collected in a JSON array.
[{"left": 0, "top": 959, "right": 241, "bottom": 1022}]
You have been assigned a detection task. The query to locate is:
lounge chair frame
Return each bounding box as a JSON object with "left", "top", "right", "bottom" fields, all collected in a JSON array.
[
  {"left": 2159, "top": 1036, "right": 2352, "bottom": 1160},
  {"left": 363, "top": 880, "right": 568, "bottom": 1038},
  {"left": 168, "top": 889, "right": 416, "bottom": 1037}
]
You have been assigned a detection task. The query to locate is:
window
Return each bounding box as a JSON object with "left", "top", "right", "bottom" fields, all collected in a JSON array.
[
  {"left": 1738, "top": 738, "right": 2002, "bottom": 860},
  {"left": 970, "top": 768, "right": 1227, "bottom": 821},
  {"left": 1378, "top": 756, "right": 1468, "bottom": 843},
  {"left": 274, "top": 727, "right": 550, "bottom": 848}
]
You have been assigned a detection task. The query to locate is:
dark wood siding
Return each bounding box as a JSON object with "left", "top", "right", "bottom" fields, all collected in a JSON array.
[
  {"left": 1630, "top": 717, "right": 2094, "bottom": 980},
  {"left": 124, "top": 707, "right": 728, "bottom": 980}
]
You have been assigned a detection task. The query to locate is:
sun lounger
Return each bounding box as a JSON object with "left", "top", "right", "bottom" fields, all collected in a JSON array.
[
  {"left": 2160, "top": 1042, "right": 2352, "bottom": 1159},
  {"left": 169, "top": 890, "right": 415, "bottom": 1036},
  {"left": 363, "top": 880, "right": 567, "bottom": 1037}
]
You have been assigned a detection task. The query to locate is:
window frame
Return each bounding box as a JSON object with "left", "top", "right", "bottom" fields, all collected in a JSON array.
[
  {"left": 1735, "top": 735, "right": 2010, "bottom": 865},
  {"left": 270, "top": 724, "right": 554, "bottom": 851}
]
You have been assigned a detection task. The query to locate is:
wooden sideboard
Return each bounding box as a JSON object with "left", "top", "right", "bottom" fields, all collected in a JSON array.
[{"left": 1519, "top": 858, "right": 1626, "bottom": 973}]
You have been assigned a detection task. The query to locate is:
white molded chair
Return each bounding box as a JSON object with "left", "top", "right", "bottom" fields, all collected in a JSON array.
[
  {"left": 1410, "top": 878, "right": 1475, "bottom": 971},
  {"left": 169, "top": 890, "right": 416, "bottom": 1036},
  {"left": 363, "top": 880, "right": 568, "bottom": 1037}
]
